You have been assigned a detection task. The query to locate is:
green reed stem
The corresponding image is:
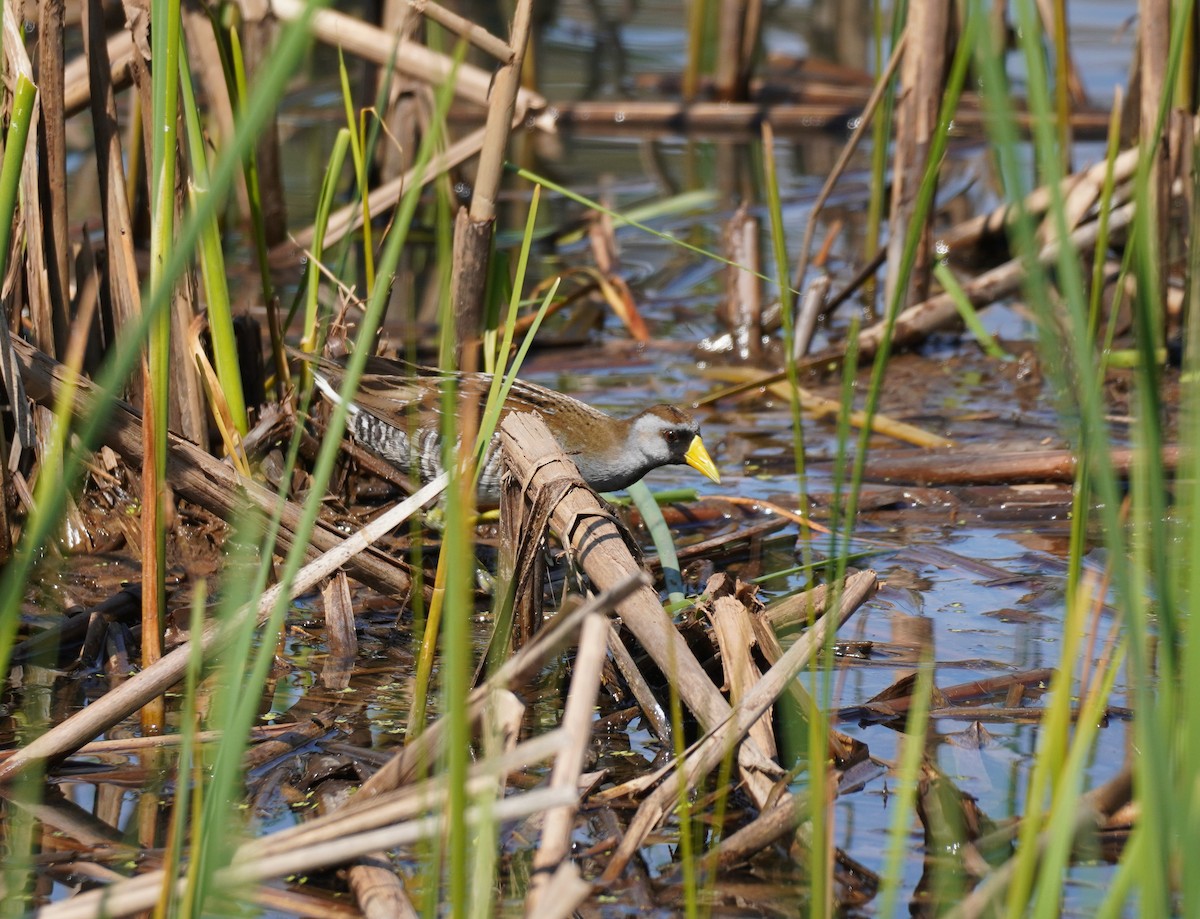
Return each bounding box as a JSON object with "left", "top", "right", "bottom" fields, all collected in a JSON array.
[
  {"left": 0, "top": 75, "right": 35, "bottom": 289},
  {"left": 302, "top": 128, "right": 351, "bottom": 353},
  {"left": 146, "top": 0, "right": 183, "bottom": 647},
  {"left": 179, "top": 43, "right": 248, "bottom": 437},
  {"left": 334, "top": 51, "right": 376, "bottom": 296}
]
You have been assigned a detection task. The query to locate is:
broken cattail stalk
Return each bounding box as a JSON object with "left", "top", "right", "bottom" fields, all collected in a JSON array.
[{"left": 499, "top": 410, "right": 781, "bottom": 810}]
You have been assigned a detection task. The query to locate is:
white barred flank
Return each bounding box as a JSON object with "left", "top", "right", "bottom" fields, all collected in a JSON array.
[{"left": 349, "top": 408, "right": 507, "bottom": 493}]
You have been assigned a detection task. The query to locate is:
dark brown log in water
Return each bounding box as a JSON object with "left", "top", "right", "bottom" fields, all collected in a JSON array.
[{"left": 860, "top": 444, "right": 1179, "bottom": 485}]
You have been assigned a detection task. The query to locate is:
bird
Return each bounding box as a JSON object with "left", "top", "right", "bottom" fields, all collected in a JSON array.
[{"left": 299, "top": 351, "right": 721, "bottom": 500}]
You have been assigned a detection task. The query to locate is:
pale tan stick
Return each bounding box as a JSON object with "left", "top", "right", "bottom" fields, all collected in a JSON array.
[
  {"left": 62, "top": 30, "right": 135, "bottom": 116},
  {"left": 349, "top": 859, "right": 418, "bottom": 919},
  {"left": 466, "top": 0, "right": 533, "bottom": 222},
  {"left": 525, "top": 610, "right": 610, "bottom": 913},
  {"left": 886, "top": 7, "right": 947, "bottom": 311},
  {"left": 0, "top": 724, "right": 295, "bottom": 761},
  {"left": 709, "top": 595, "right": 776, "bottom": 759},
  {"left": 409, "top": 0, "right": 513, "bottom": 60},
  {"left": 267, "top": 0, "right": 544, "bottom": 112},
  {"left": 524, "top": 862, "right": 591, "bottom": 919}
]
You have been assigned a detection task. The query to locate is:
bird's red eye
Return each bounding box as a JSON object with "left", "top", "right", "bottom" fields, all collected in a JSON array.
[{"left": 664, "top": 430, "right": 678, "bottom": 443}]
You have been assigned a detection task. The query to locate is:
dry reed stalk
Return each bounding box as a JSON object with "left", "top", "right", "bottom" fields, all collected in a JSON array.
[
  {"left": 497, "top": 440, "right": 547, "bottom": 650},
  {"left": 606, "top": 623, "right": 673, "bottom": 742},
  {"left": 601, "top": 569, "right": 876, "bottom": 880},
  {"left": 551, "top": 98, "right": 1114, "bottom": 135},
  {"left": 450, "top": 0, "right": 534, "bottom": 370},
  {"left": 408, "top": 0, "right": 512, "bottom": 60},
  {"left": 525, "top": 609, "right": 610, "bottom": 912},
  {"left": 10, "top": 338, "right": 416, "bottom": 596},
  {"left": 34, "top": 0, "right": 70, "bottom": 358},
  {"left": 762, "top": 582, "right": 834, "bottom": 632},
  {"left": 240, "top": 1, "right": 288, "bottom": 245},
  {"left": 13, "top": 101, "right": 53, "bottom": 360},
  {"left": 699, "top": 364, "right": 952, "bottom": 449},
  {"left": 499, "top": 411, "right": 781, "bottom": 809},
  {"left": 713, "top": 0, "right": 761, "bottom": 101},
  {"left": 0, "top": 723, "right": 296, "bottom": 761},
  {"left": 786, "top": 31, "right": 905, "bottom": 344},
  {"left": 793, "top": 274, "right": 829, "bottom": 358},
  {"left": 62, "top": 30, "right": 135, "bottom": 116},
  {"left": 320, "top": 572, "right": 356, "bottom": 690},
  {"left": 708, "top": 595, "right": 776, "bottom": 758},
  {"left": 242, "top": 710, "right": 344, "bottom": 773},
  {"left": 524, "top": 863, "right": 590, "bottom": 919},
  {"left": 142, "top": 313, "right": 198, "bottom": 732},
  {"left": 886, "top": 0, "right": 950, "bottom": 311},
  {"left": 722, "top": 203, "right": 763, "bottom": 361},
  {"left": 709, "top": 790, "right": 811, "bottom": 868},
  {"left": 83, "top": 0, "right": 143, "bottom": 406},
  {"left": 347, "top": 860, "right": 417, "bottom": 919}
]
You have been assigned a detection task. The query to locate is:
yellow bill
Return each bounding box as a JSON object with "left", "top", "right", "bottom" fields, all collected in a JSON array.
[{"left": 684, "top": 435, "right": 721, "bottom": 484}]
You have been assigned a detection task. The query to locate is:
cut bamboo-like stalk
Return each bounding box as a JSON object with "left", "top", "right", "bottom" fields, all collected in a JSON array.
[
  {"left": 601, "top": 568, "right": 877, "bottom": 880},
  {"left": 499, "top": 411, "right": 781, "bottom": 809}
]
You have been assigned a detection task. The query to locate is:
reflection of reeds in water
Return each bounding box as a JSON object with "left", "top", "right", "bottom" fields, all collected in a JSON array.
[{"left": 0, "top": 0, "right": 1193, "bottom": 914}]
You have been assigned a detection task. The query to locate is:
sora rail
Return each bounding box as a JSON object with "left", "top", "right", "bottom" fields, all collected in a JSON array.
[{"left": 304, "top": 352, "right": 721, "bottom": 500}]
